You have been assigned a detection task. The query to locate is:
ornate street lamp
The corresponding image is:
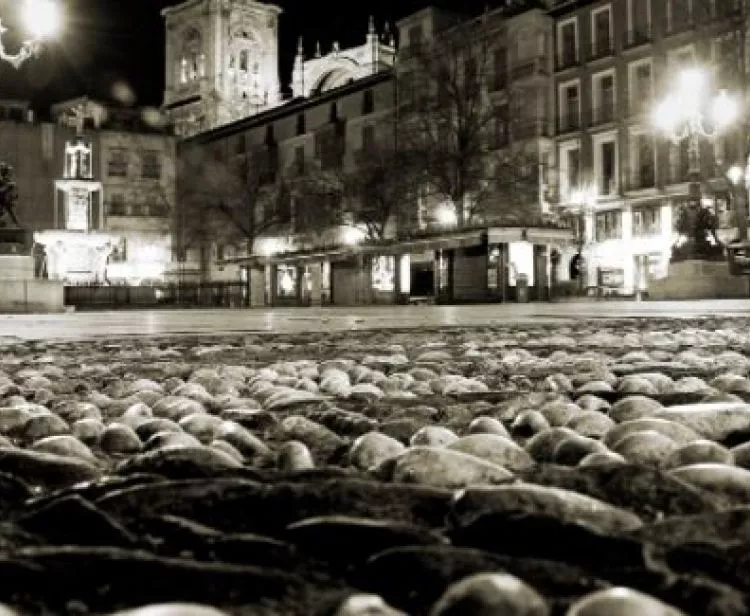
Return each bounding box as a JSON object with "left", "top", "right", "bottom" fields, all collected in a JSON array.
[
  {"left": 0, "top": 0, "right": 60, "bottom": 69},
  {"left": 566, "top": 184, "right": 597, "bottom": 289},
  {"left": 651, "top": 67, "right": 738, "bottom": 207}
]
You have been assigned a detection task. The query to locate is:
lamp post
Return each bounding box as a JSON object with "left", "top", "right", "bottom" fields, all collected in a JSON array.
[
  {"left": 651, "top": 67, "right": 738, "bottom": 253},
  {"left": 0, "top": 0, "right": 60, "bottom": 69},
  {"left": 567, "top": 184, "right": 597, "bottom": 291}
]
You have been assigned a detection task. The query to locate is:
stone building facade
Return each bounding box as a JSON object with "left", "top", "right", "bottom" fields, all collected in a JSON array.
[
  {"left": 549, "top": 0, "right": 748, "bottom": 295},
  {"left": 0, "top": 98, "right": 177, "bottom": 286}
]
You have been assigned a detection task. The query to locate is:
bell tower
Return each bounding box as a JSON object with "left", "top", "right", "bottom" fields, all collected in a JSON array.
[{"left": 162, "top": 0, "right": 282, "bottom": 137}]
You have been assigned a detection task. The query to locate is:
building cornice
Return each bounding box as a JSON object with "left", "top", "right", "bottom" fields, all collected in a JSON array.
[{"left": 181, "top": 71, "right": 393, "bottom": 145}]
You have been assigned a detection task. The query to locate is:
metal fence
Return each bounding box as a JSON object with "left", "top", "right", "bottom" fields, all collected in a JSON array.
[{"left": 64, "top": 282, "right": 249, "bottom": 309}]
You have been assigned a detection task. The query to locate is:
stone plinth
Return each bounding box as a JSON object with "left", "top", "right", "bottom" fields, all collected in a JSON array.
[
  {"left": 0, "top": 254, "right": 65, "bottom": 313},
  {"left": 648, "top": 260, "right": 748, "bottom": 300},
  {"left": 0, "top": 255, "right": 33, "bottom": 280}
]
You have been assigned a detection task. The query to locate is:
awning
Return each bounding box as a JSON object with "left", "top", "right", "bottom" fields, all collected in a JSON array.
[{"left": 488, "top": 226, "right": 576, "bottom": 245}]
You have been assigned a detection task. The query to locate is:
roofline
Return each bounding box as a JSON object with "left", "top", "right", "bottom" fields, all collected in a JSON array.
[
  {"left": 161, "top": 0, "right": 283, "bottom": 18},
  {"left": 181, "top": 70, "right": 393, "bottom": 145},
  {"left": 395, "top": 5, "right": 466, "bottom": 29}
]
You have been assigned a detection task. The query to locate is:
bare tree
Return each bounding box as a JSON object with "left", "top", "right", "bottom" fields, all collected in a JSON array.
[
  {"left": 397, "top": 21, "right": 543, "bottom": 227},
  {"left": 175, "top": 144, "right": 293, "bottom": 274}
]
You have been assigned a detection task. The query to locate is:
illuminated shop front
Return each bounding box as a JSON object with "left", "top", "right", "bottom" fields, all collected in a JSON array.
[{"left": 582, "top": 200, "right": 674, "bottom": 295}]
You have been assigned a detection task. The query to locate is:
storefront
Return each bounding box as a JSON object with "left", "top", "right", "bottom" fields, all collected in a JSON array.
[{"left": 230, "top": 224, "right": 575, "bottom": 307}]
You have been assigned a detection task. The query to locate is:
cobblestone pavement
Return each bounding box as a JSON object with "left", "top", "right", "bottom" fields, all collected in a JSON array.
[
  {"left": 0, "top": 317, "right": 748, "bottom": 614},
  {"left": 2, "top": 299, "right": 750, "bottom": 341}
]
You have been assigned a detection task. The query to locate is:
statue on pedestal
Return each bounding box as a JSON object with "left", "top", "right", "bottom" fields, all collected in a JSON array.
[{"left": 0, "top": 163, "right": 20, "bottom": 228}]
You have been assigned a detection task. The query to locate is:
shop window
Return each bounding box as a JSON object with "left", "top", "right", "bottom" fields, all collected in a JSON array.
[
  {"left": 372, "top": 256, "right": 395, "bottom": 292},
  {"left": 277, "top": 265, "right": 297, "bottom": 298}
]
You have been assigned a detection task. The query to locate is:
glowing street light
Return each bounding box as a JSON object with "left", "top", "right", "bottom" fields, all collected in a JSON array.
[
  {"left": 651, "top": 66, "right": 738, "bottom": 205},
  {"left": 436, "top": 202, "right": 458, "bottom": 226},
  {"left": 0, "top": 0, "right": 60, "bottom": 69}
]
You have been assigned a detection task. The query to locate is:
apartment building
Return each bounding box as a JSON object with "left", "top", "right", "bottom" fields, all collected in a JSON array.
[
  {"left": 178, "top": 71, "right": 399, "bottom": 306},
  {"left": 550, "top": 0, "right": 746, "bottom": 294}
]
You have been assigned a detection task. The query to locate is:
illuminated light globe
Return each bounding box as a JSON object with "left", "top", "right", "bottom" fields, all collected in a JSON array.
[
  {"left": 342, "top": 227, "right": 366, "bottom": 245},
  {"left": 436, "top": 203, "right": 458, "bottom": 226},
  {"left": 22, "top": 0, "right": 60, "bottom": 40},
  {"left": 651, "top": 95, "right": 681, "bottom": 134},
  {"left": 711, "top": 90, "right": 738, "bottom": 130},
  {"left": 727, "top": 165, "right": 744, "bottom": 186}
]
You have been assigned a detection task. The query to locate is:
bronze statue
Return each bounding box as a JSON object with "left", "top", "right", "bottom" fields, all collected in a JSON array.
[{"left": 0, "top": 163, "right": 20, "bottom": 228}]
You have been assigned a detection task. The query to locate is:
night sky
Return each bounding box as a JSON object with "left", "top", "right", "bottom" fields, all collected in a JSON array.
[{"left": 0, "top": 0, "right": 496, "bottom": 113}]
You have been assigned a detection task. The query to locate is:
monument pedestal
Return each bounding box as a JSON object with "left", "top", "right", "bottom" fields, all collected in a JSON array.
[
  {"left": 648, "top": 259, "right": 747, "bottom": 300},
  {"left": 0, "top": 255, "right": 65, "bottom": 313},
  {"left": 0, "top": 229, "right": 65, "bottom": 313}
]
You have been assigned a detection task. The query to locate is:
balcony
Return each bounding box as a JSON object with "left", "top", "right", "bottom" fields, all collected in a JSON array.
[
  {"left": 511, "top": 57, "right": 548, "bottom": 81},
  {"left": 591, "top": 104, "right": 616, "bottom": 126},
  {"left": 710, "top": 2, "right": 742, "bottom": 22},
  {"left": 666, "top": 15, "right": 695, "bottom": 36},
  {"left": 513, "top": 120, "right": 552, "bottom": 140},
  {"left": 628, "top": 168, "right": 656, "bottom": 191},
  {"left": 489, "top": 73, "right": 509, "bottom": 92},
  {"left": 622, "top": 27, "right": 652, "bottom": 50},
  {"left": 555, "top": 51, "right": 579, "bottom": 72},
  {"left": 558, "top": 111, "right": 582, "bottom": 134},
  {"left": 628, "top": 96, "right": 654, "bottom": 119},
  {"left": 587, "top": 41, "right": 614, "bottom": 62}
]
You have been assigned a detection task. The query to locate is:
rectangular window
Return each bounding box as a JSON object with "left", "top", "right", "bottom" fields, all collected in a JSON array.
[
  {"left": 362, "top": 89, "right": 374, "bottom": 114},
  {"left": 408, "top": 25, "right": 423, "bottom": 50},
  {"left": 600, "top": 141, "right": 616, "bottom": 195},
  {"left": 399, "top": 71, "right": 416, "bottom": 111},
  {"left": 632, "top": 204, "right": 661, "bottom": 236},
  {"left": 108, "top": 193, "right": 125, "bottom": 216},
  {"left": 493, "top": 47, "right": 508, "bottom": 90},
  {"left": 493, "top": 105, "right": 510, "bottom": 149},
  {"left": 141, "top": 150, "right": 161, "bottom": 179},
  {"left": 362, "top": 125, "right": 376, "bottom": 152},
  {"left": 265, "top": 124, "right": 275, "bottom": 145},
  {"left": 668, "top": 0, "right": 693, "bottom": 33},
  {"left": 567, "top": 148, "right": 581, "bottom": 194},
  {"left": 633, "top": 133, "right": 655, "bottom": 189},
  {"left": 595, "top": 210, "right": 622, "bottom": 241},
  {"left": 296, "top": 113, "right": 306, "bottom": 136},
  {"left": 629, "top": 61, "right": 652, "bottom": 115},
  {"left": 627, "top": 0, "right": 651, "bottom": 45},
  {"left": 559, "top": 20, "right": 578, "bottom": 68},
  {"left": 560, "top": 83, "right": 580, "bottom": 131},
  {"left": 293, "top": 145, "right": 305, "bottom": 176},
  {"left": 594, "top": 73, "right": 615, "bottom": 124},
  {"left": 107, "top": 149, "right": 128, "bottom": 177},
  {"left": 235, "top": 135, "right": 246, "bottom": 155},
  {"left": 592, "top": 7, "right": 612, "bottom": 58}
]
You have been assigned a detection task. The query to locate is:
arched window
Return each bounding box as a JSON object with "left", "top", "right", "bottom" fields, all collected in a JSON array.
[
  {"left": 180, "top": 28, "right": 203, "bottom": 83},
  {"left": 239, "top": 50, "right": 249, "bottom": 72}
]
